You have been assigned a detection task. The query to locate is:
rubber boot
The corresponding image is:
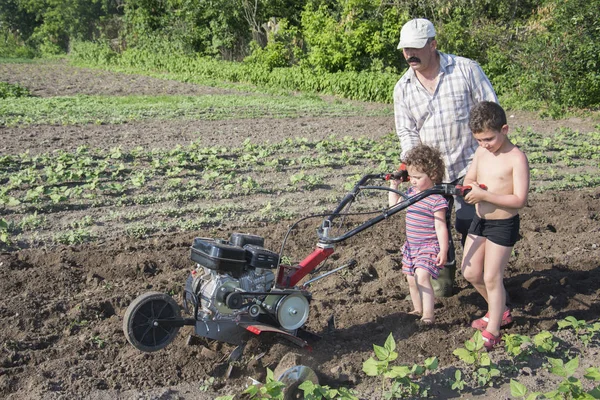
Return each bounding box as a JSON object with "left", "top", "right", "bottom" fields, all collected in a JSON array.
[
  {"left": 432, "top": 258, "right": 456, "bottom": 297},
  {"left": 431, "top": 195, "right": 456, "bottom": 297},
  {"left": 432, "top": 239, "right": 456, "bottom": 297}
]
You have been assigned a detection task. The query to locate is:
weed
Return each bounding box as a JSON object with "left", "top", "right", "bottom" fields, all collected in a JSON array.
[
  {"left": 90, "top": 335, "right": 106, "bottom": 349},
  {"left": 199, "top": 377, "right": 215, "bottom": 391}
]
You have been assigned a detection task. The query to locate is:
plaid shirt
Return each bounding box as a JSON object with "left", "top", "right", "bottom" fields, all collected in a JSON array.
[{"left": 393, "top": 51, "right": 498, "bottom": 182}]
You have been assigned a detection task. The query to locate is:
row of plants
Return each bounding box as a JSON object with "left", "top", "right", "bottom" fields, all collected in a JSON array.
[
  {"left": 0, "top": 134, "right": 401, "bottom": 248},
  {"left": 211, "top": 316, "right": 600, "bottom": 399},
  {"left": 0, "top": 90, "right": 389, "bottom": 127},
  {"left": 2, "top": 121, "right": 599, "bottom": 249}
]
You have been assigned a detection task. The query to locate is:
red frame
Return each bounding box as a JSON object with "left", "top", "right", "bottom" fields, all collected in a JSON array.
[{"left": 277, "top": 246, "right": 335, "bottom": 288}]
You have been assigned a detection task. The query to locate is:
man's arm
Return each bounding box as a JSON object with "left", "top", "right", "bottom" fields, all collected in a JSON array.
[
  {"left": 467, "top": 61, "right": 498, "bottom": 104},
  {"left": 393, "top": 81, "right": 421, "bottom": 159}
]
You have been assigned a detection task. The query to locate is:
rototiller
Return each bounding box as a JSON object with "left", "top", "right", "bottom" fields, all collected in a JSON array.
[{"left": 123, "top": 170, "right": 478, "bottom": 352}]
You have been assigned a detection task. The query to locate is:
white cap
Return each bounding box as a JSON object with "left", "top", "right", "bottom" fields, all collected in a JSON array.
[{"left": 397, "top": 18, "right": 436, "bottom": 49}]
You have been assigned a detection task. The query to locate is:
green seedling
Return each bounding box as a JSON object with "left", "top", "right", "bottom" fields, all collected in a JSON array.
[
  {"left": 453, "top": 331, "right": 500, "bottom": 388},
  {"left": 239, "top": 368, "right": 285, "bottom": 399},
  {"left": 199, "top": 377, "right": 215, "bottom": 391},
  {"left": 91, "top": 335, "right": 106, "bottom": 349},
  {"left": 532, "top": 331, "right": 559, "bottom": 353},
  {"left": 453, "top": 331, "right": 491, "bottom": 367},
  {"left": 510, "top": 379, "right": 541, "bottom": 400},
  {"left": 298, "top": 380, "right": 359, "bottom": 400},
  {"left": 0, "top": 218, "right": 10, "bottom": 244},
  {"left": 504, "top": 333, "right": 534, "bottom": 360},
  {"left": 542, "top": 357, "right": 600, "bottom": 399},
  {"left": 363, "top": 333, "right": 437, "bottom": 398},
  {"left": 558, "top": 316, "right": 600, "bottom": 347},
  {"left": 450, "top": 369, "right": 467, "bottom": 392}
]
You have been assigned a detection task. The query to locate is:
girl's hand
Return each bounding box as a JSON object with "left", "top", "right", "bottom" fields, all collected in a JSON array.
[{"left": 436, "top": 251, "right": 447, "bottom": 266}]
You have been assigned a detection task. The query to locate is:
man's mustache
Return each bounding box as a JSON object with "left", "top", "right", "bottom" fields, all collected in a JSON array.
[{"left": 407, "top": 56, "right": 421, "bottom": 63}]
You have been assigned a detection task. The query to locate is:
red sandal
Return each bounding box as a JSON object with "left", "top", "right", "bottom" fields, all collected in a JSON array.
[
  {"left": 481, "top": 329, "right": 502, "bottom": 351},
  {"left": 471, "top": 308, "right": 513, "bottom": 331}
]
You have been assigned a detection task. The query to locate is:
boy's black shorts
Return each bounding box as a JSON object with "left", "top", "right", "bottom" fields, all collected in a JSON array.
[{"left": 468, "top": 214, "right": 521, "bottom": 247}]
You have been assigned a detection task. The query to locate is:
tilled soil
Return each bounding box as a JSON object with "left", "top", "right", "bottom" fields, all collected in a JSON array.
[{"left": 1, "top": 61, "right": 599, "bottom": 400}]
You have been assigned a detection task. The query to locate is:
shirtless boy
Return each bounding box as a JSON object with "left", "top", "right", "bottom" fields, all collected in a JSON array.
[{"left": 460, "top": 101, "right": 530, "bottom": 350}]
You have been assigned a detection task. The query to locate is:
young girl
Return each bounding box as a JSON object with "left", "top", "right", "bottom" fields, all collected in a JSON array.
[{"left": 389, "top": 144, "right": 448, "bottom": 324}]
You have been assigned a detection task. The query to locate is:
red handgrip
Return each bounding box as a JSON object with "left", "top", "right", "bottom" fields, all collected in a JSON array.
[
  {"left": 459, "top": 183, "right": 487, "bottom": 196},
  {"left": 385, "top": 163, "right": 409, "bottom": 182}
]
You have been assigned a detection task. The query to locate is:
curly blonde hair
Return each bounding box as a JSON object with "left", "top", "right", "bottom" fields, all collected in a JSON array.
[{"left": 403, "top": 144, "right": 445, "bottom": 184}]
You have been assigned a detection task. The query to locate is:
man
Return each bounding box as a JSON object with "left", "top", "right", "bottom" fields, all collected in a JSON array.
[{"left": 394, "top": 18, "right": 498, "bottom": 297}]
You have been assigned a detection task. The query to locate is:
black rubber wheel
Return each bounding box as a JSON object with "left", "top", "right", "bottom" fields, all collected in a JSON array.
[{"left": 123, "top": 291, "right": 182, "bottom": 352}]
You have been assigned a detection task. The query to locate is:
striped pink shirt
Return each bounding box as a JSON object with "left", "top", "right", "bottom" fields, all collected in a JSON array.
[{"left": 405, "top": 187, "right": 448, "bottom": 244}]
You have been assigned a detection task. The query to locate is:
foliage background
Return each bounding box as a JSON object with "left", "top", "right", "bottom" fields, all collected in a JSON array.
[{"left": 1, "top": 0, "right": 599, "bottom": 110}]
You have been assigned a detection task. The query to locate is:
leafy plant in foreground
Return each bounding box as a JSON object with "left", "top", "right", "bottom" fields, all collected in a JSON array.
[
  {"left": 453, "top": 331, "right": 500, "bottom": 388},
  {"left": 511, "top": 357, "right": 600, "bottom": 400},
  {"left": 510, "top": 378, "right": 541, "bottom": 400},
  {"left": 504, "top": 333, "right": 534, "bottom": 361},
  {"left": 215, "top": 368, "right": 285, "bottom": 400},
  {"left": 362, "top": 333, "right": 438, "bottom": 398},
  {"left": 532, "top": 331, "right": 559, "bottom": 354},
  {"left": 558, "top": 316, "right": 600, "bottom": 347},
  {"left": 298, "top": 380, "right": 359, "bottom": 399}
]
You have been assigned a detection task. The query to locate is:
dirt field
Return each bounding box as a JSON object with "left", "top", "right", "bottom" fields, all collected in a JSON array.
[{"left": 1, "top": 61, "right": 600, "bottom": 400}]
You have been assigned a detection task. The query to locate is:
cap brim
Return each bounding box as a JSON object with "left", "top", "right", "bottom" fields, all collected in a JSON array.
[{"left": 397, "top": 38, "right": 429, "bottom": 49}]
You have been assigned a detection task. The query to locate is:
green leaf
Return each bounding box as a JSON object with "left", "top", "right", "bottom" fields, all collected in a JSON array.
[
  {"left": 384, "top": 333, "right": 396, "bottom": 353},
  {"left": 564, "top": 357, "right": 579, "bottom": 377},
  {"left": 453, "top": 348, "right": 475, "bottom": 364},
  {"left": 373, "top": 344, "right": 389, "bottom": 361},
  {"left": 266, "top": 368, "right": 275, "bottom": 382},
  {"left": 243, "top": 385, "right": 259, "bottom": 396},
  {"left": 384, "top": 365, "right": 410, "bottom": 379},
  {"left": 480, "top": 352, "right": 492, "bottom": 366},
  {"left": 510, "top": 379, "right": 527, "bottom": 397},
  {"left": 584, "top": 367, "right": 600, "bottom": 381},
  {"left": 424, "top": 356, "right": 438, "bottom": 370},
  {"left": 362, "top": 357, "right": 383, "bottom": 376},
  {"left": 587, "top": 387, "right": 600, "bottom": 398}
]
